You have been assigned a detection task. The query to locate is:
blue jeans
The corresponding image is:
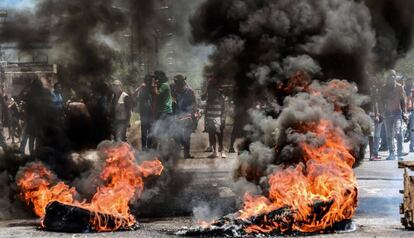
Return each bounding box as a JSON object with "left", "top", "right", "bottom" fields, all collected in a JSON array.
[
  {"left": 19, "top": 127, "right": 36, "bottom": 155},
  {"left": 372, "top": 121, "right": 383, "bottom": 156},
  {"left": 409, "top": 111, "right": 414, "bottom": 150},
  {"left": 380, "top": 123, "right": 388, "bottom": 149},
  {"left": 384, "top": 113, "right": 403, "bottom": 156}
]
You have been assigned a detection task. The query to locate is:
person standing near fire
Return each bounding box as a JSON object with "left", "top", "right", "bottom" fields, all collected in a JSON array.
[
  {"left": 134, "top": 74, "right": 155, "bottom": 151},
  {"left": 7, "top": 97, "right": 20, "bottom": 144},
  {"left": 205, "top": 78, "right": 226, "bottom": 159},
  {"left": 172, "top": 74, "right": 196, "bottom": 159},
  {"left": 381, "top": 70, "right": 408, "bottom": 161},
  {"left": 151, "top": 71, "right": 173, "bottom": 150},
  {"left": 405, "top": 77, "right": 414, "bottom": 152},
  {"left": 153, "top": 71, "right": 173, "bottom": 119},
  {"left": 51, "top": 83, "right": 64, "bottom": 109},
  {"left": 369, "top": 78, "right": 384, "bottom": 161},
  {"left": 110, "top": 80, "right": 132, "bottom": 142},
  {"left": 19, "top": 77, "right": 53, "bottom": 155},
  {"left": 0, "top": 89, "right": 8, "bottom": 150}
]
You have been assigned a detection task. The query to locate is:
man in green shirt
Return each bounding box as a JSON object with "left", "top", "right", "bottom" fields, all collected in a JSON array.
[
  {"left": 151, "top": 71, "right": 174, "bottom": 152},
  {"left": 154, "top": 71, "right": 173, "bottom": 119}
]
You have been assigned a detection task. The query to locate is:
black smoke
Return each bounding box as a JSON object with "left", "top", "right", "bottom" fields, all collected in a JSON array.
[
  {"left": 1, "top": 1, "right": 127, "bottom": 88},
  {"left": 190, "top": 0, "right": 414, "bottom": 102},
  {"left": 36, "top": 0, "right": 127, "bottom": 89},
  {"left": 0, "top": 11, "right": 49, "bottom": 49},
  {"left": 366, "top": 0, "right": 414, "bottom": 69},
  {"left": 189, "top": 0, "right": 414, "bottom": 201},
  {"left": 130, "top": 0, "right": 169, "bottom": 48}
]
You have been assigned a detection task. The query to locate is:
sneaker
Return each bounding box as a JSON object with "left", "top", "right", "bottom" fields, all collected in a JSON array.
[
  {"left": 185, "top": 154, "right": 195, "bottom": 159},
  {"left": 369, "top": 155, "right": 381, "bottom": 161},
  {"left": 229, "top": 147, "right": 236, "bottom": 153},
  {"left": 398, "top": 152, "right": 409, "bottom": 157},
  {"left": 205, "top": 147, "right": 213, "bottom": 153},
  {"left": 207, "top": 152, "right": 218, "bottom": 159},
  {"left": 386, "top": 155, "right": 396, "bottom": 161},
  {"left": 221, "top": 152, "right": 227, "bottom": 159}
]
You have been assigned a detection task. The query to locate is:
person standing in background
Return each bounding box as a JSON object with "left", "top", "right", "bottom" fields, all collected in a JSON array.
[
  {"left": 205, "top": 78, "right": 226, "bottom": 159},
  {"left": 381, "top": 70, "right": 408, "bottom": 161},
  {"left": 135, "top": 74, "right": 155, "bottom": 151},
  {"left": 369, "top": 80, "right": 383, "bottom": 161},
  {"left": 110, "top": 80, "right": 132, "bottom": 142},
  {"left": 19, "top": 77, "right": 53, "bottom": 155},
  {"left": 51, "top": 83, "right": 64, "bottom": 110},
  {"left": 153, "top": 71, "right": 173, "bottom": 119},
  {"left": 405, "top": 77, "right": 414, "bottom": 152},
  {"left": 151, "top": 71, "right": 174, "bottom": 151},
  {"left": 173, "top": 74, "right": 196, "bottom": 159},
  {"left": 7, "top": 97, "right": 20, "bottom": 144},
  {"left": 0, "top": 89, "right": 8, "bottom": 150}
]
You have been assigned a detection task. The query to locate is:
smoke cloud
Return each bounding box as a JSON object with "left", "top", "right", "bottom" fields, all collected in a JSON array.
[
  {"left": 238, "top": 80, "right": 371, "bottom": 182},
  {"left": 191, "top": 0, "right": 414, "bottom": 98},
  {"left": 366, "top": 0, "right": 414, "bottom": 69},
  {"left": 39, "top": 0, "right": 126, "bottom": 89},
  {"left": 190, "top": 0, "right": 414, "bottom": 206}
]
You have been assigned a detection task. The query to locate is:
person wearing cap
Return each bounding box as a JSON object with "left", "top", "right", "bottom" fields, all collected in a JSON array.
[
  {"left": 172, "top": 74, "right": 196, "bottom": 159},
  {"left": 381, "top": 70, "right": 408, "bottom": 160},
  {"left": 205, "top": 77, "right": 227, "bottom": 159},
  {"left": 149, "top": 71, "right": 174, "bottom": 151},
  {"left": 110, "top": 79, "right": 131, "bottom": 142}
]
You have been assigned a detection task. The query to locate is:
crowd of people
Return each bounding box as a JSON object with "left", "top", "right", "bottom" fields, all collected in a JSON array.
[
  {"left": 134, "top": 71, "right": 228, "bottom": 159},
  {"left": 369, "top": 70, "right": 414, "bottom": 161},
  {"left": 0, "top": 76, "right": 66, "bottom": 155},
  {"left": 0, "top": 92, "right": 21, "bottom": 149},
  {"left": 0, "top": 71, "right": 235, "bottom": 159},
  {"left": 3, "top": 69, "right": 414, "bottom": 162},
  {"left": 134, "top": 71, "right": 198, "bottom": 158}
]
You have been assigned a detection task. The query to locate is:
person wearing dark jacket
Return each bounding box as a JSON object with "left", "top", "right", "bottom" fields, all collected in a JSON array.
[
  {"left": 0, "top": 89, "right": 7, "bottom": 150},
  {"left": 173, "top": 74, "right": 196, "bottom": 159},
  {"left": 20, "top": 77, "right": 57, "bottom": 154},
  {"left": 135, "top": 74, "right": 155, "bottom": 150}
]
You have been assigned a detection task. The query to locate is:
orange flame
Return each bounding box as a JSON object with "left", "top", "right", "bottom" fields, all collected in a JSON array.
[
  {"left": 17, "top": 162, "right": 76, "bottom": 218},
  {"left": 239, "top": 120, "right": 358, "bottom": 233},
  {"left": 16, "top": 143, "right": 163, "bottom": 232}
]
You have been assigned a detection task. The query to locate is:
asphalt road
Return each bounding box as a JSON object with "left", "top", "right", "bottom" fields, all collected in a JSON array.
[{"left": 0, "top": 148, "right": 413, "bottom": 238}]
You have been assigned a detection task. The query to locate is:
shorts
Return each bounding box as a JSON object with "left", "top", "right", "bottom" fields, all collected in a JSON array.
[{"left": 206, "top": 118, "right": 222, "bottom": 134}]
